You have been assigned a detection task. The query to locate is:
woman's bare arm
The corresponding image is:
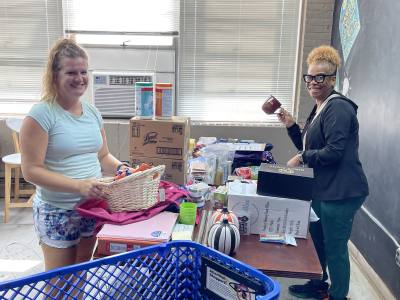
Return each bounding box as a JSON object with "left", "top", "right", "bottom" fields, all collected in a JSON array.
[
  {"left": 97, "top": 128, "right": 124, "bottom": 176},
  {"left": 20, "top": 117, "right": 105, "bottom": 198}
]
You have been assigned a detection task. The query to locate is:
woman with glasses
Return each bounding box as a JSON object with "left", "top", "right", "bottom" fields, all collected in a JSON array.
[{"left": 277, "top": 45, "right": 369, "bottom": 300}]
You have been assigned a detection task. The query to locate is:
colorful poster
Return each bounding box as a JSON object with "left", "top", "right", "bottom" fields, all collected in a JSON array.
[{"left": 339, "top": 0, "right": 361, "bottom": 63}]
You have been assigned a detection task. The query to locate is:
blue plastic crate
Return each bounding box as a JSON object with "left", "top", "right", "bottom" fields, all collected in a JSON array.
[{"left": 0, "top": 241, "right": 280, "bottom": 299}]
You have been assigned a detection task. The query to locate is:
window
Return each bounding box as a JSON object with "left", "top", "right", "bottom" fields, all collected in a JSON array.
[
  {"left": 63, "top": 0, "right": 179, "bottom": 47},
  {"left": 2, "top": 0, "right": 299, "bottom": 121},
  {"left": 178, "top": 0, "right": 301, "bottom": 124},
  {"left": 0, "top": 0, "right": 62, "bottom": 114},
  {"left": 0, "top": 1, "right": 179, "bottom": 115}
]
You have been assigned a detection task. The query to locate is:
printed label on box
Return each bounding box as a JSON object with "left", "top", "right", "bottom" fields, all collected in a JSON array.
[
  {"left": 172, "top": 161, "right": 183, "bottom": 172},
  {"left": 110, "top": 243, "right": 127, "bottom": 253},
  {"left": 143, "top": 132, "right": 158, "bottom": 145},
  {"left": 131, "top": 124, "right": 141, "bottom": 137},
  {"left": 237, "top": 213, "right": 251, "bottom": 235},
  {"left": 156, "top": 147, "right": 182, "bottom": 156},
  {"left": 172, "top": 124, "right": 183, "bottom": 135}
]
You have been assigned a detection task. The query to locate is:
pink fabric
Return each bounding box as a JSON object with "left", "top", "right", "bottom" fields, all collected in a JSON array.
[
  {"left": 76, "top": 180, "right": 188, "bottom": 230},
  {"left": 159, "top": 180, "right": 189, "bottom": 202}
]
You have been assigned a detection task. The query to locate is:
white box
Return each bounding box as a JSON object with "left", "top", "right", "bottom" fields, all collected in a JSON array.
[{"left": 227, "top": 180, "right": 311, "bottom": 238}]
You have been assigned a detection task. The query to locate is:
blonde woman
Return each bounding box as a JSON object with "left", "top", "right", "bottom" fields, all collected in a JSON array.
[
  {"left": 278, "top": 45, "right": 369, "bottom": 300},
  {"left": 20, "top": 38, "right": 128, "bottom": 274}
]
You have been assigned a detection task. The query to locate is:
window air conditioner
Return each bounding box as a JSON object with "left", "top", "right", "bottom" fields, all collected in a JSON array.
[{"left": 92, "top": 71, "right": 154, "bottom": 118}]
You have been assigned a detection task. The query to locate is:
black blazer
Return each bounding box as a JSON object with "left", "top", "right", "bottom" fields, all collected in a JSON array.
[{"left": 287, "top": 92, "right": 369, "bottom": 201}]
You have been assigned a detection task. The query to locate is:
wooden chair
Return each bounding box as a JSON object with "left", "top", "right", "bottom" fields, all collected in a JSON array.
[{"left": 1, "top": 118, "right": 35, "bottom": 223}]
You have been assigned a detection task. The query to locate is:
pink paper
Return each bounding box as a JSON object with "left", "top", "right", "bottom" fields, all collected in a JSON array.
[{"left": 97, "top": 211, "right": 179, "bottom": 242}]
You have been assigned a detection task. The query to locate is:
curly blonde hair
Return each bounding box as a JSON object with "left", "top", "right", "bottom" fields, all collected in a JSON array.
[
  {"left": 42, "top": 38, "right": 88, "bottom": 102},
  {"left": 307, "top": 45, "right": 341, "bottom": 73}
]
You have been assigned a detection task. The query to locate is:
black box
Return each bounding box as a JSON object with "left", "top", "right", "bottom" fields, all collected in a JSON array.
[{"left": 257, "top": 163, "right": 314, "bottom": 200}]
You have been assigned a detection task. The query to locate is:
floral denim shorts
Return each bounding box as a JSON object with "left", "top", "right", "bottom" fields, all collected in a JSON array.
[{"left": 33, "top": 200, "right": 96, "bottom": 249}]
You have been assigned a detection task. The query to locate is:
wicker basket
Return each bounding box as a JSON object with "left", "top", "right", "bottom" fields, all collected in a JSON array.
[{"left": 99, "top": 165, "right": 165, "bottom": 212}]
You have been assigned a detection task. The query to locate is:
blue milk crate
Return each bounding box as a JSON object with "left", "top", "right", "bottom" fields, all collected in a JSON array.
[{"left": 0, "top": 241, "right": 280, "bottom": 299}]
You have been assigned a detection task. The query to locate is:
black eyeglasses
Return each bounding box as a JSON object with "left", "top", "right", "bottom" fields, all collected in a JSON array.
[{"left": 303, "top": 72, "right": 336, "bottom": 83}]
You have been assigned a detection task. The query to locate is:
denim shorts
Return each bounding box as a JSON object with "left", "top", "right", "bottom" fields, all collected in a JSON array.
[{"left": 33, "top": 200, "right": 96, "bottom": 249}]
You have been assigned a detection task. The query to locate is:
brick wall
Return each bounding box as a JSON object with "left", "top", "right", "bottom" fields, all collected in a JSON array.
[{"left": 296, "top": 0, "right": 336, "bottom": 123}]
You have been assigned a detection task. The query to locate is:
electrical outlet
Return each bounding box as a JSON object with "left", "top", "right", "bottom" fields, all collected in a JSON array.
[{"left": 396, "top": 248, "right": 400, "bottom": 268}]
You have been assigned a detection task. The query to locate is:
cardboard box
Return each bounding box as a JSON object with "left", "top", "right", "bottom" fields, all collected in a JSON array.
[
  {"left": 227, "top": 180, "right": 311, "bottom": 238},
  {"left": 130, "top": 156, "right": 188, "bottom": 185},
  {"left": 96, "top": 212, "right": 178, "bottom": 256},
  {"left": 129, "top": 117, "right": 190, "bottom": 160},
  {"left": 96, "top": 237, "right": 161, "bottom": 256}
]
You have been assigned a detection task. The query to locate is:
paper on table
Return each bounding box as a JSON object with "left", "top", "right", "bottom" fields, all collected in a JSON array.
[
  {"left": 259, "top": 233, "right": 297, "bottom": 246},
  {"left": 309, "top": 207, "right": 320, "bottom": 222},
  {"left": 172, "top": 223, "right": 195, "bottom": 240}
]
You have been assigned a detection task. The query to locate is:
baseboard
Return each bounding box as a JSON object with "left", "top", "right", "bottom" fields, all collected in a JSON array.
[{"left": 349, "top": 241, "right": 395, "bottom": 300}]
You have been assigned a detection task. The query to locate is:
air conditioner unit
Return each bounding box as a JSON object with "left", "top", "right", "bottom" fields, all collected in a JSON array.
[{"left": 92, "top": 71, "right": 154, "bottom": 118}]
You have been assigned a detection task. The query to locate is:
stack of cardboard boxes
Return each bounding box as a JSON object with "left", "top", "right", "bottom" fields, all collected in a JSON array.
[{"left": 129, "top": 117, "right": 190, "bottom": 185}]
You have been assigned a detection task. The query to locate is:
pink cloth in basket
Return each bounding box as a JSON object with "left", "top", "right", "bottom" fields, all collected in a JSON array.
[{"left": 76, "top": 180, "right": 188, "bottom": 230}]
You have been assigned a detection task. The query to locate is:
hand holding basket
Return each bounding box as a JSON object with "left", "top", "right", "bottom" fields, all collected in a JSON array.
[{"left": 99, "top": 165, "right": 165, "bottom": 212}]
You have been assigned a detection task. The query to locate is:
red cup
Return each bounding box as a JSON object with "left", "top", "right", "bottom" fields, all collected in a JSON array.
[{"left": 262, "top": 95, "right": 281, "bottom": 114}]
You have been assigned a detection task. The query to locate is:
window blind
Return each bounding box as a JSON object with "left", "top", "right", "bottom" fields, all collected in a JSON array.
[
  {"left": 63, "top": 0, "right": 179, "bottom": 46},
  {"left": 178, "top": 0, "right": 301, "bottom": 124},
  {"left": 0, "top": 0, "right": 62, "bottom": 110}
]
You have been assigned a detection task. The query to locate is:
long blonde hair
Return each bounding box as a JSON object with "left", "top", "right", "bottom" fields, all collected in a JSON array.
[{"left": 41, "top": 38, "right": 88, "bottom": 102}]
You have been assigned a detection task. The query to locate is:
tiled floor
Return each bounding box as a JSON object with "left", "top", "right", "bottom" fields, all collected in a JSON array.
[{"left": 0, "top": 202, "right": 384, "bottom": 299}]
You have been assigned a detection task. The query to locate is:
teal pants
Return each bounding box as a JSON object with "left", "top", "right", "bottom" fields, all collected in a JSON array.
[{"left": 310, "top": 196, "right": 365, "bottom": 298}]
